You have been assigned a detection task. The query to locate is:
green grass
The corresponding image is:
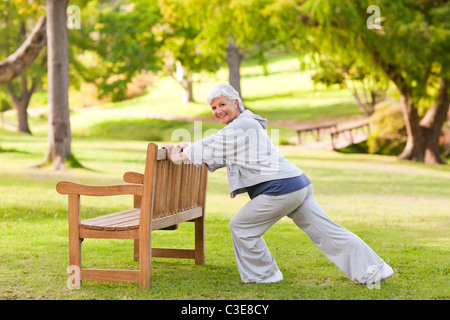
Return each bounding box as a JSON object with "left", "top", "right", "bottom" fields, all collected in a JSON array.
[
  {"left": 0, "top": 128, "right": 449, "bottom": 300},
  {"left": 1, "top": 53, "right": 449, "bottom": 300}
]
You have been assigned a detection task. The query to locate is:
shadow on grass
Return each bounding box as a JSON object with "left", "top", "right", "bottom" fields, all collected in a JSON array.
[
  {"left": 24, "top": 154, "right": 103, "bottom": 173},
  {"left": 0, "top": 147, "right": 31, "bottom": 154}
]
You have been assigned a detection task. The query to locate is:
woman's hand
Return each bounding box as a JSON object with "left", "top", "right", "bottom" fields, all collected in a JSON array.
[
  {"left": 162, "top": 144, "right": 174, "bottom": 160},
  {"left": 162, "top": 143, "right": 189, "bottom": 165},
  {"left": 162, "top": 144, "right": 176, "bottom": 162},
  {"left": 175, "top": 142, "right": 189, "bottom": 150}
]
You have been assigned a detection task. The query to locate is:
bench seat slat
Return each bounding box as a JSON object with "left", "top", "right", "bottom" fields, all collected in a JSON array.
[
  {"left": 81, "top": 209, "right": 140, "bottom": 231},
  {"left": 79, "top": 207, "right": 202, "bottom": 232}
]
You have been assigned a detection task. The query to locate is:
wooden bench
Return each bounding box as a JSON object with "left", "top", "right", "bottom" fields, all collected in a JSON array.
[{"left": 56, "top": 143, "right": 208, "bottom": 289}]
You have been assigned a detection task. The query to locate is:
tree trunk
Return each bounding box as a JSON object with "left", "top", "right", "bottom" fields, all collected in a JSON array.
[
  {"left": 362, "top": 33, "right": 448, "bottom": 164},
  {"left": 181, "top": 78, "right": 194, "bottom": 104},
  {"left": 226, "top": 42, "right": 243, "bottom": 97},
  {"left": 398, "top": 78, "right": 449, "bottom": 164},
  {"left": 0, "top": 16, "right": 46, "bottom": 85},
  {"left": 176, "top": 62, "right": 194, "bottom": 104},
  {"left": 7, "top": 74, "right": 35, "bottom": 134},
  {"left": 45, "top": 0, "right": 71, "bottom": 170},
  {"left": 352, "top": 90, "right": 370, "bottom": 116}
]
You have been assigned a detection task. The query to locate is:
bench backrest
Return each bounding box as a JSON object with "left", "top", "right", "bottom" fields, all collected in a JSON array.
[
  {"left": 152, "top": 148, "right": 207, "bottom": 219},
  {"left": 140, "top": 143, "right": 207, "bottom": 229}
]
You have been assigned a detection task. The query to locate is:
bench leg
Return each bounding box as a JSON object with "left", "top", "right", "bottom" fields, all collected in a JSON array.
[
  {"left": 68, "top": 194, "right": 82, "bottom": 288},
  {"left": 194, "top": 215, "right": 205, "bottom": 265},
  {"left": 134, "top": 239, "right": 139, "bottom": 261},
  {"left": 139, "top": 230, "right": 152, "bottom": 289}
]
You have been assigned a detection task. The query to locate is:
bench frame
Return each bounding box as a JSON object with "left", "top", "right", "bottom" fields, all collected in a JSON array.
[{"left": 56, "top": 143, "right": 208, "bottom": 289}]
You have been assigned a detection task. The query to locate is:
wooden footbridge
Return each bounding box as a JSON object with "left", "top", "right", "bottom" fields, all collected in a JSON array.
[{"left": 294, "top": 119, "right": 371, "bottom": 150}]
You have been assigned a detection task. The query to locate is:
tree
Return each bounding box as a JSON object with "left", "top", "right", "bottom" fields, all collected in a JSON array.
[
  {"left": 311, "top": 56, "right": 389, "bottom": 116},
  {"left": 44, "top": 0, "right": 71, "bottom": 170},
  {"left": 159, "top": 0, "right": 277, "bottom": 98},
  {"left": 87, "top": 0, "right": 164, "bottom": 102},
  {"left": 158, "top": 0, "right": 222, "bottom": 104},
  {"left": 269, "top": 0, "right": 450, "bottom": 164},
  {"left": 2, "top": 6, "right": 47, "bottom": 134},
  {"left": 0, "top": 16, "right": 46, "bottom": 85},
  {"left": 6, "top": 68, "right": 42, "bottom": 134}
]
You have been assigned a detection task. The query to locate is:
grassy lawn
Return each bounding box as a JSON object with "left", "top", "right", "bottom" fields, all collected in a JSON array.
[
  {"left": 0, "top": 129, "right": 449, "bottom": 300},
  {"left": 0, "top": 53, "right": 448, "bottom": 301}
]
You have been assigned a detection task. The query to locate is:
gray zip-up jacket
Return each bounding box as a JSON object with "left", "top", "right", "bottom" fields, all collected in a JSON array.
[{"left": 183, "top": 110, "right": 303, "bottom": 198}]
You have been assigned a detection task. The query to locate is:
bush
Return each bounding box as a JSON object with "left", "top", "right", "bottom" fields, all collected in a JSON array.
[{"left": 367, "top": 101, "right": 407, "bottom": 155}]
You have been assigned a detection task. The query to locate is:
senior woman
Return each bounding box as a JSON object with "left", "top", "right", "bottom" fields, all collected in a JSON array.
[{"left": 163, "top": 83, "right": 393, "bottom": 285}]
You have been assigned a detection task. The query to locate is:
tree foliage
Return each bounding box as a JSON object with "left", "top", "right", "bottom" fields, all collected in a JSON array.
[
  {"left": 156, "top": 0, "right": 222, "bottom": 103},
  {"left": 84, "top": 0, "right": 164, "bottom": 101},
  {"left": 158, "top": 0, "right": 278, "bottom": 97},
  {"left": 311, "top": 56, "right": 389, "bottom": 116},
  {"left": 0, "top": 1, "right": 46, "bottom": 133},
  {"left": 268, "top": 0, "right": 450, "bottom": 163},
  {"left": 2, "top": 0, "right": 448, "bottom": 166},
  {"left": 0, "top": 2, "right": 46, "bottom": 85}
]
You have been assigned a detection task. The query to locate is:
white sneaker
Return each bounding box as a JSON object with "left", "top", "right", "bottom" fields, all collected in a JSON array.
[
  {"left": 380, "top": 263, "right": 394, "bottom": 280},
  {"left": 365, "top": 263, "right": 394, "bottom": 284},
  {"left": 257, "top": 270, "right": 284, "bottom": 283}
]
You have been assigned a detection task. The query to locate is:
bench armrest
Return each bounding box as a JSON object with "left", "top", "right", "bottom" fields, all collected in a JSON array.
[
  {"left": 123, "top": 171, "right": 144, "bottom": 184},
  {"left": 56, "top": 181, "right": 143, "bottom": 196}
]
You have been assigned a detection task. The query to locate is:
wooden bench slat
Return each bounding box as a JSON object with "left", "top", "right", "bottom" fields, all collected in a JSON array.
[
  {"left": 152, "top": 248, "right": 195, "bottom": 259},
  {"left": 79, "top": 228, "right": 139, "bottom": 239},
  {"left": 79, "top": 207, "right": 202, "bottom": 232},
  {"left": 151, "top": 207, "right": 203, "bottom": 230},
  {"left": 81, "top": 209, "right": 140, "bottom": 231},
  {"left": 81, "top": 208, "right": 140, "bottom": 224},
  {"left": 81, "top": 269, "right": 140, "bottom": 282}
]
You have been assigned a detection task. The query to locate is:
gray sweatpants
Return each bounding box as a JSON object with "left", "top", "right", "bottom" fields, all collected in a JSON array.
[{"left": 229, "top": 184, "right": 386, "bottom": 283}]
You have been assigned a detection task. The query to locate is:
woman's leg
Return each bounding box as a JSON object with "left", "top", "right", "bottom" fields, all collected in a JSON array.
[
  {"left": 229, "top": 188, "right": 308, "bottom": 282},
  {"left": 288, "top": 184, "right": 389, "bottom": 283}
]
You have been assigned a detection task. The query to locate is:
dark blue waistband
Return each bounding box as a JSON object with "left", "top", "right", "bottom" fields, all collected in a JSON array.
[{"left": 246, "top": 174, "right": 311, "bottom": 199}]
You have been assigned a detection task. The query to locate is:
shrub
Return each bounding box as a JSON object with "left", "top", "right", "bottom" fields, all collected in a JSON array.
[{"left": 367, "top": 101, "right": 406, "bottom": 155}]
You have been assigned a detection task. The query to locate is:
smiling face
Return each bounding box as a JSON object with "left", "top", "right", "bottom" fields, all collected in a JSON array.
[{"left": 210, "top": 96, "right": 242, "bottom": 125}]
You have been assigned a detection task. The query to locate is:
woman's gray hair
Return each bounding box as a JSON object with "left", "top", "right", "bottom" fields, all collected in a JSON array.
[{"left": 205, "top": 83, "right": 245, "bottom": 112}]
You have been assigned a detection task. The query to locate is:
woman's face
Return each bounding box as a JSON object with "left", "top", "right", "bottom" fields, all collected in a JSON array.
[{"left": 210, "top": 96, "right": 241, "bottom": 125}]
